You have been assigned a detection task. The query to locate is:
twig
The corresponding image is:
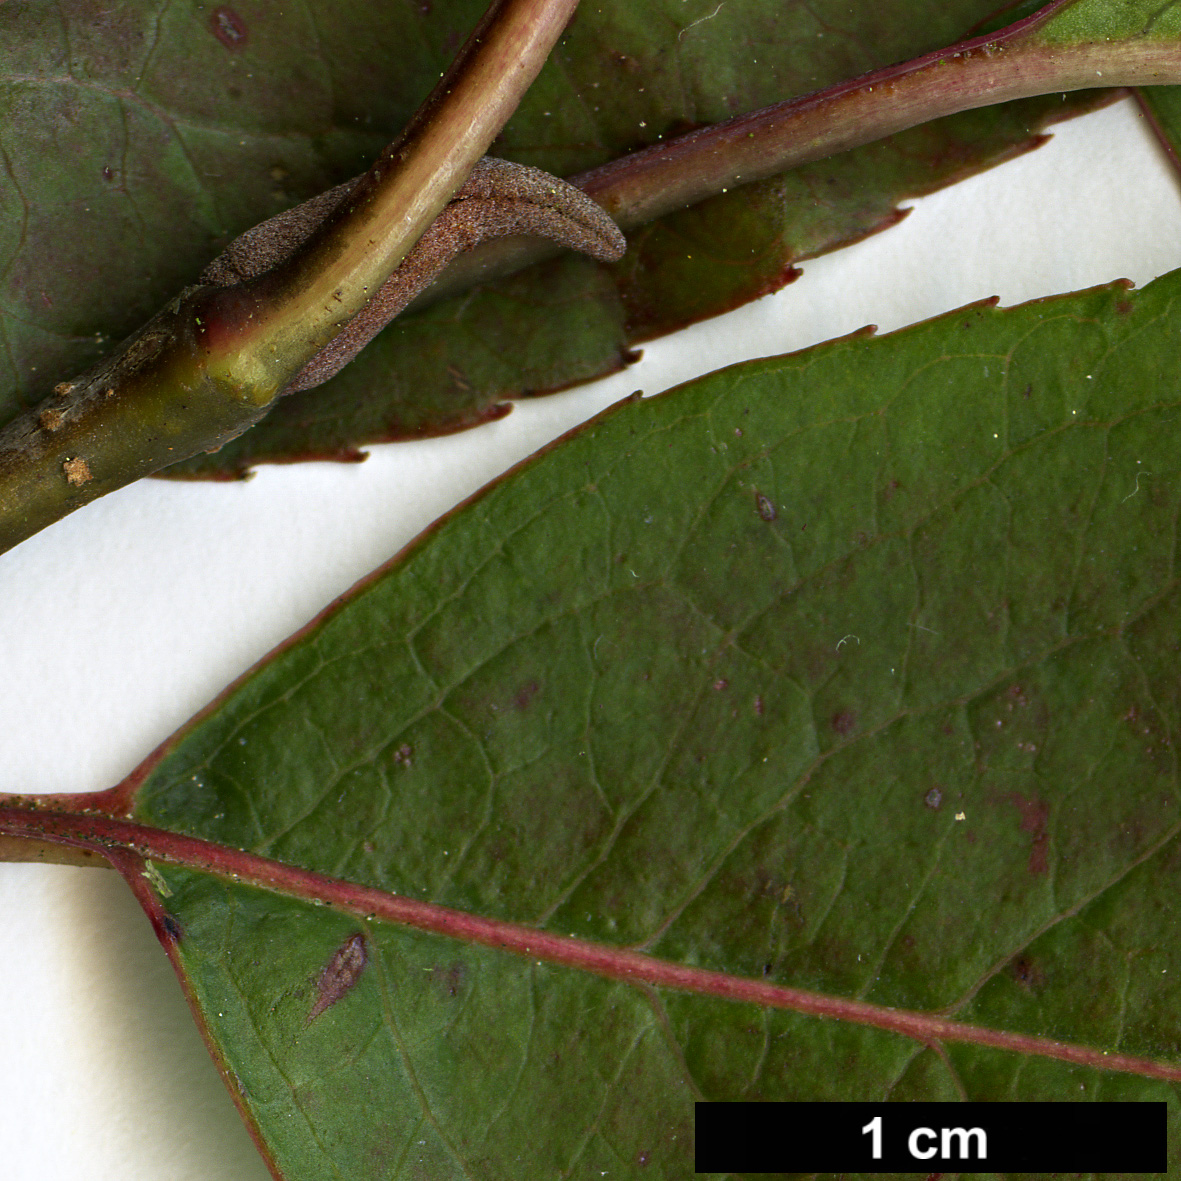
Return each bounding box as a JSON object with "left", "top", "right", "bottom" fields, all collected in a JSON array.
[
  {"left": 5, "top": 0, "right": 1181, "bottom": 554},
  {"left": 412, "top": 0, "right": 1181, "bottom": 309},
  {"left": 0, "top": 0, "right": 585, "bottom": 557}
]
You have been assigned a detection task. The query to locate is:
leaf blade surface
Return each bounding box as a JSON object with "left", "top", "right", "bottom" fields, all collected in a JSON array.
[{"left": 68, "top": 265, "right": 1181, "bottom": 1177}]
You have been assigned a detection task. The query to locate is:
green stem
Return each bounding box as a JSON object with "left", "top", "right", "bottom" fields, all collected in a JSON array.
[
  {"left": 211, "top": 0, "right": 584, "bottom": 397},
  {"left": 0, "top": 0, "right": 581, "bottom": 557}
]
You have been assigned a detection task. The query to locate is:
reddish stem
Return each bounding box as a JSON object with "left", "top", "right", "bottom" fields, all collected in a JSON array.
[
  {"left": 1, "top": 802, "right": 1177, "bottom": 1083},
  {"left": 416, "top": 0, "right": 1176, "bottom": 308}
]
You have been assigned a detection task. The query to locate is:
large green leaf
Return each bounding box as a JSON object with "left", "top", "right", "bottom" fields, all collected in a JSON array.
[
  {"left": 8, "top": 263, "right": 1181, "bottom": 1177},
  {"left": 0, "top": 0, "right": 1110, "bottom": 476}
]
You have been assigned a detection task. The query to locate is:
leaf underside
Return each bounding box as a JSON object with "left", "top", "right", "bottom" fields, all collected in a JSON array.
[
  {"left": 0, "top": 0, "right": 1111, "bottom": 477},
  {"left": 102, "top": 268, "right": 1181, "bottom": 1179},
  {"left": 1138, "top": 84, "right": 1181, "bottom": 176}
]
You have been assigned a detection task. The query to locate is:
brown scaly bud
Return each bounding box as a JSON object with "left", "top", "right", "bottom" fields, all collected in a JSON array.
[{"left": 200, "top": 157, "right": 626, "bottom": 392}]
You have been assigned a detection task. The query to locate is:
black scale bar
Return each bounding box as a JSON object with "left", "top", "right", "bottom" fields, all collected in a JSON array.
[{"left": 695, "top": 1101, "right": 1167, "bottom": 1173}]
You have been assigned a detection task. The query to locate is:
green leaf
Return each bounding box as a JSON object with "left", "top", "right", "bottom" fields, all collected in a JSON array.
[
  {"left": 611, "top": 93, "right": 1110, "bottom": 344},
  {"left": 1137, "top": 84, "right": 1181, "bottom": 174},
  {"left": 10, "top": 263, "right": 1181, "bottom": 1177},
  {"left": 0, "top": 0, "right": 1109, "bottom": 477},
  {"left": 1032, "top": 0, "right": 1181, "bottom": 40}
]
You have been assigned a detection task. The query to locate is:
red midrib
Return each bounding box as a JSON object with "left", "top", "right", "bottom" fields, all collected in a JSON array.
[{"left": 2, "top": 802, "right": 1178, "bottom": 1083}]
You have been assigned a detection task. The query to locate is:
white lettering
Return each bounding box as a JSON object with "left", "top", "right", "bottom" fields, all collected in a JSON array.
[
  {"left": 908, "top": 1127, "right": 938, "bottom": 1159},
  {"left": 861, "top": 1115, "right": 883, "bottom": 1159},
  {"left": 942, "top": 1126, "right": 987, "bottom": 1159}
]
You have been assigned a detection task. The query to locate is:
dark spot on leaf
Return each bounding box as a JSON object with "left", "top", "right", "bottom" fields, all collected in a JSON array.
[
  {"left": 101, "top": 165, "right": 114, "bottom": 182},
  {"left": 762, "top": 962, "right": 772, "bottom": 976},
  {"left": 210, "top": 7, "right": 248, "bottom": 49},
  {"left": 308, "top": 933, "right": 367, "bottom": 1023},
  {"left": 1009, "top": 953, "right": 1045, "bottom": 991},
  {"left": 754, "top": 695, "right": 764, "bottom": 716},
  {"left": 513, "top": 680, "right": 540, "bottom": 710},
  {"left": 1022, "top": 383, "right": 1032, "bottom": 399},
  {"left": 393, "top": 743, "right": 412, "bottom": 768},
  {"left": 1006, "top": 792, "right": 1050, "bottom": 875},
  {"left": 830, "top": 709, "right": 857, "bottom": 736},
  {"left": 161, "top": 914, "right": 182, "bottom": 942},
  {"left": 755, "top": 492, "right": 777, "bottom": 521},
  {"left": 1116, "top": 299, "right": 1134, "bottom": 315},
  {"left": 427, "top": 962, "right": 466, "bottom": 998},
  {"left": 924, "top": 787, "right": 942, "bottom": 810}
]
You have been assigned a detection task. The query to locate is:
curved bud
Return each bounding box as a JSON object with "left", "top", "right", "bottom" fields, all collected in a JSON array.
[{"left": 202, "top": 157, "right": 626, "bottom": 392}]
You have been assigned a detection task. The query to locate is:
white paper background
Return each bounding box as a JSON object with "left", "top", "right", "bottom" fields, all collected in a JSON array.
[{"left": 1, "top": 97, "right": 1179, "bottom": 1179}]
